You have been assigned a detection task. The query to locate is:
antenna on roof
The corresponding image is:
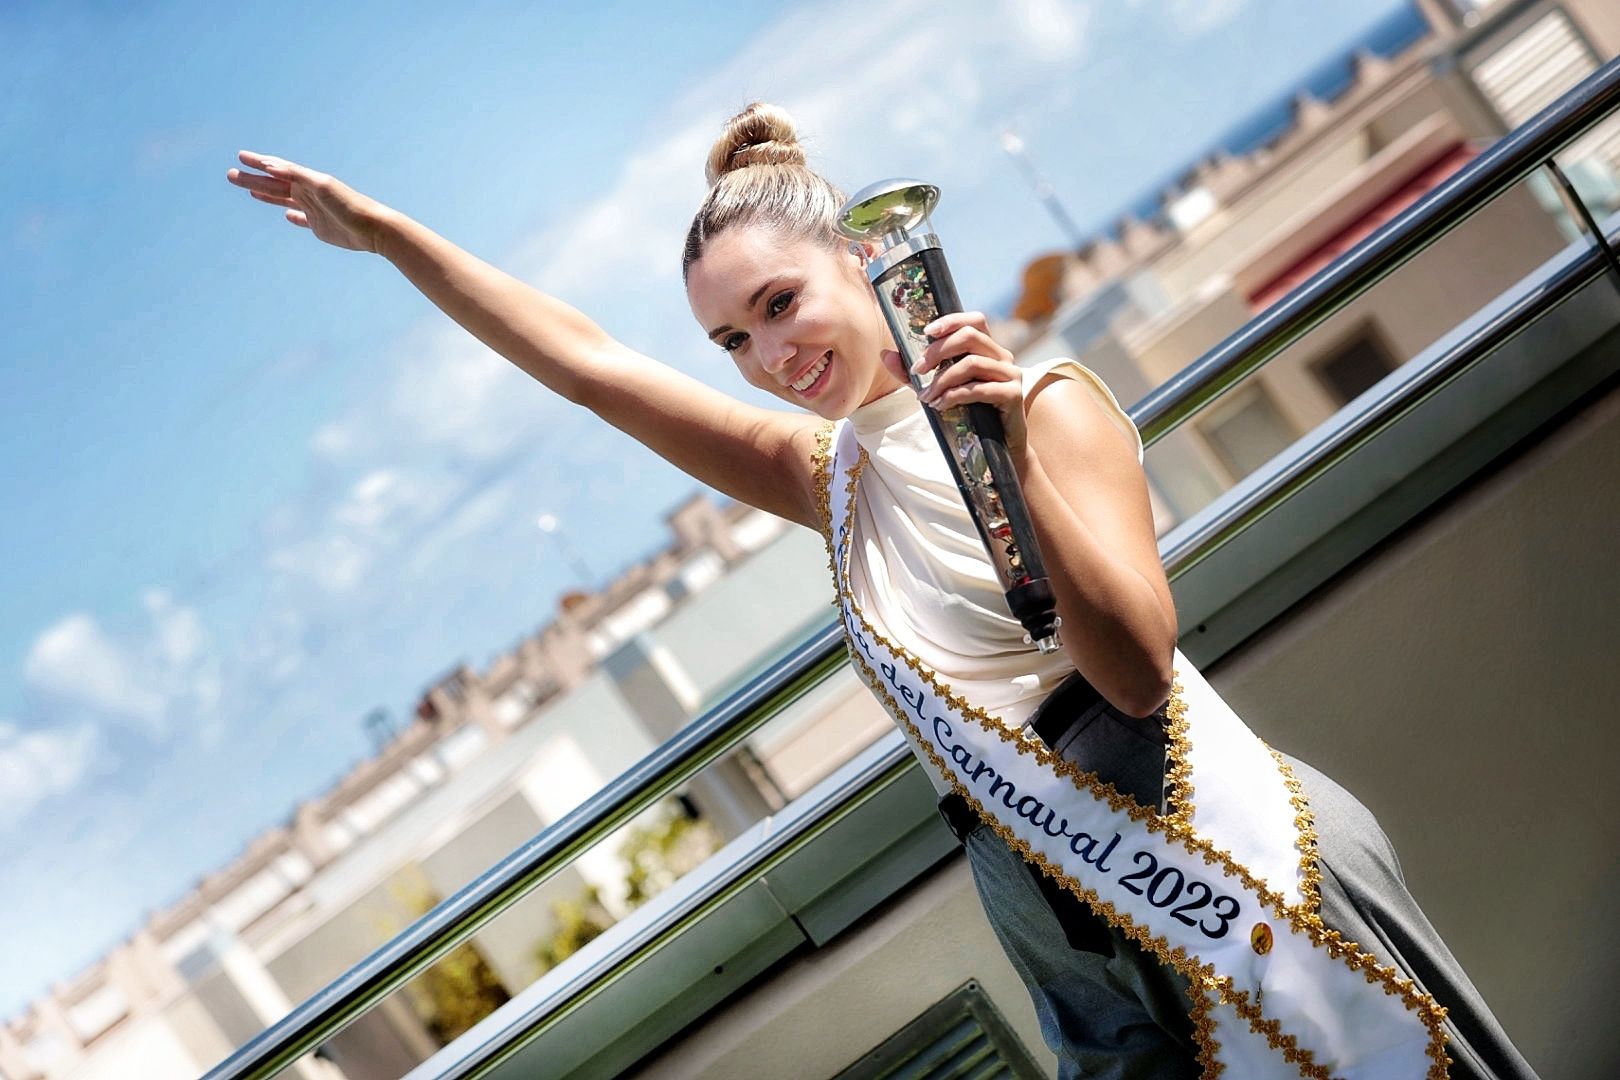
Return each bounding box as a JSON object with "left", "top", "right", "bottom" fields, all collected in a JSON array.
[{"left": 363, "top": 707, "right": 396, "bottom": 754}]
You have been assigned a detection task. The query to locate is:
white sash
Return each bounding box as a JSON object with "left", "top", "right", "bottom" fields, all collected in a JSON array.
[{"left": 818, "top": 422, "right": 1450, "bottom": 1079}]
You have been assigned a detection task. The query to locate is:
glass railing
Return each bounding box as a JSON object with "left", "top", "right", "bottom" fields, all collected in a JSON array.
[{"left": 200, "top": 53, "right": 1620, "bottom": 1080}]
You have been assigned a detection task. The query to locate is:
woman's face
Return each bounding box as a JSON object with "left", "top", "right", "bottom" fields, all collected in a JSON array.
[{"left": 686, "top": 226, "right": 904, "bottom": 420}]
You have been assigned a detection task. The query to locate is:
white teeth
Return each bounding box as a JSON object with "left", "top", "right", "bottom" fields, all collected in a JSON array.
[{"left": 792, "top": 353, "right": 831, "bottom": 392}]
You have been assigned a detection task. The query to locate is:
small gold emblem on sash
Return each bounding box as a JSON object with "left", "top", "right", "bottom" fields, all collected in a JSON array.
[{"left": 1250, "top": 922, "right": 1274, "bottom": 956}]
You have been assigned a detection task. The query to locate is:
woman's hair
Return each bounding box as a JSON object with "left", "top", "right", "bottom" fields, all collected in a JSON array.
[{"left": 682, "top": 102, "right": 846, "bottom": 283}]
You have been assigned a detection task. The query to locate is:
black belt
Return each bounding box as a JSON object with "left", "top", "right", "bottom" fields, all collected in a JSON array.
[{"left": 1028, "top": 668, "right": 1108, "bottom": 747}]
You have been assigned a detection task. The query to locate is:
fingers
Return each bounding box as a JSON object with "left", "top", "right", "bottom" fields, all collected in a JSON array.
[
  {"left": 880, "top": 348, "right": 909, "bottom": 386},
  {"left": 924, "top": 310, "right": 993, "bottom": 344},
  {"left": 238, "top": 149, "right": 300, "bottom": 176},
  {"left": 286, "top": 209, "right": 310, "bottom": 229},
  {"left": 912, "top": 310, "right": 1018, "bottom": 413},
  {"left": 235, "top": 150, "right": 332, "bottom": 191},
  {"left": 226, "top": 167, "right": 290, "bottom": 196},
  {"left": 919, "top": 353, "right": 1020, "bottom": 407},
  {"left": 914, "top": 313, "right": 1011, "bottom": 378},
  {"left": 249, "top": 189, "right": 299, "bottom": 210}
]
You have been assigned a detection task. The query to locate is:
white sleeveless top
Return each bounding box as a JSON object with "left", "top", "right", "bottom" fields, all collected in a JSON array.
[{"left": 843, "top": 357, "right": 1145, "bottom": 794}]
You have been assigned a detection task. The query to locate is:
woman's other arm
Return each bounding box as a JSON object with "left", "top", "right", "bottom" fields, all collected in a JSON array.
[
  {"left": 1016, "top": 376, "right": 1177, "bottom": 717},
  {"left": 226, "top": 152, "right": 822, "bottom": 528},
  {"left": 911, "top": 313, "right": 1176, "bottom": 718}
]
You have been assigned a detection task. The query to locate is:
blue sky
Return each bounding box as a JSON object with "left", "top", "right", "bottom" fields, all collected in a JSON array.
[{"left": 0, "top": 0, "right": 1417, "bottom": 1019}]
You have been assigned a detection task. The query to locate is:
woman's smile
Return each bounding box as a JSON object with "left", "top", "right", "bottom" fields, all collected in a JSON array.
[{"left": 790, "top": 350, "right": 834, "bottom": 396}]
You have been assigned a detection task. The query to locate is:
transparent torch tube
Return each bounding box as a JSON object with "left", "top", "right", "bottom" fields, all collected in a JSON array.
[{"left": 867, "top": 239, "right": 1061, "bottom": 652}]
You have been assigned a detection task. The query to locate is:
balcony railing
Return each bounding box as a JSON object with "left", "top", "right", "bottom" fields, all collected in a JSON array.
[{"left": 202, "top": 54, "right": 1620, "bottom": 1080}]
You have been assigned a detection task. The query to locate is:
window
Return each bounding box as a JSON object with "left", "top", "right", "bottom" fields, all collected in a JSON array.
[
  {"left": 1198, "top": 381, "right": 1298, "bottom": 483},
  {"left": 1312, "top": 332, "right": 1397, "bottom": 408}
]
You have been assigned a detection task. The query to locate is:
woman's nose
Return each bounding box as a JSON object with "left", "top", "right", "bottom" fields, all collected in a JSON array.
[{"left": 758, "top": 331, "right": 797, "bottom": 377}]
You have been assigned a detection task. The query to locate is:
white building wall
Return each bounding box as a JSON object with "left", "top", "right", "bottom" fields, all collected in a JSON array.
[
  {"left": 654, "top": 526, "right": 835, "bottom": 705},
  {"left": 62, "top": 1015, "right": 201, "bottom": 1080}
]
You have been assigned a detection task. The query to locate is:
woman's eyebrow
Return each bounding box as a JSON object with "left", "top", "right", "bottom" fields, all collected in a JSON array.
[{"left": 706, "top": 279, "right": 778, "bottom": 340}]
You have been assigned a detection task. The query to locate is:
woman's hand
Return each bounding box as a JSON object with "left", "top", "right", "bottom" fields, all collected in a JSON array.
[
  {"left": 225, "top": 151, "right": 394, "bottom": 254},
  {"left": 900, "top": 311, "right": 1029, "bottom": 459}
]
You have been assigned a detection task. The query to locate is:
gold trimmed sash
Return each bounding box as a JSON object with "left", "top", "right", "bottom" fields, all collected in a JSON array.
[{"left": 817, "top": 420, "right": 1449, "bottom": 1079}]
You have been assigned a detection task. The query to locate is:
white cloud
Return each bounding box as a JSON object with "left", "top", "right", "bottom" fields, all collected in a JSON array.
[
  {"left": 405, "top": 473, "right": 520, "bottom": 580},
  {"left": 25, "top": 615, "right": 167, "bottom": 730},
  {"left": 269, "top": 530, "right": 375, "bottom": 595},
  {"left": 1132, "top": 0, "right": 1253, "bottom": 37},
  {"left": 143, "top": 588, "right": 223, "bottom": 725},
  {"left": 242, "top": 603, "right": 310, "bottom": 685},
  {"left": 269, "top": 459, "right": 471, "bottom": 596},
  {"left": 336, "top": 469, "right": 404, "bottom": 530},
  {"left": 22, "top": 593, "right": 221, "bottom": 739},
  {"left": 0, "top": 721, "right": 99, "bottom": 829},
  {"left": 310, "top": 419, "right": 356, "bottom": 459},
  {"left": 382, "top": 330, "right": 554, "bottom": 461},
  {"left": 505, "top": 0, "right": 1102, "bottom": 356}
]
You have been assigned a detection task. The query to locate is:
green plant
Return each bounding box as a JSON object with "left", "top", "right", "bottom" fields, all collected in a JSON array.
[
  {"left": 621, "top": 804, "right": 722, "bottom": 909},
  {"left": 533, "top": 884, "right": 616, "bottom": 971},
  {"left": 530, "top": 801, "right": 721, "bottom": 977},
  {"left": 383, "top": 874, "right": 512, "bottom": 1046}
]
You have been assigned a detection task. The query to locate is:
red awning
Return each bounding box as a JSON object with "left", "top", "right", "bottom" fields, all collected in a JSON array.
[{"left": 1247, "top": 142, "right": 1479, "bottom": 312}]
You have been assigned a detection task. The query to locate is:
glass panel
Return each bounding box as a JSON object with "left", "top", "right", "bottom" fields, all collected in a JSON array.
[
  {"left": 1312, "top": 330, "right": 1400, "bottom": 408},
  {"left": 1124, "top": 159, "right": 1588, "bottom": 530},
  {"left": 1197, "top": 382, "right": 1299, "bottom": 483}
]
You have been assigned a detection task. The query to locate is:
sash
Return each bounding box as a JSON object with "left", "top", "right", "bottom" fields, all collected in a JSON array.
[{"left": 817, "top": 421, "right": 1450, "bottom": 1079}]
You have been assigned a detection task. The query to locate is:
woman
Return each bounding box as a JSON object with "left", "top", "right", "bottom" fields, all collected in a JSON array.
[{"left": 227, "top": 103, "right": 1534, "bottom": 1078}]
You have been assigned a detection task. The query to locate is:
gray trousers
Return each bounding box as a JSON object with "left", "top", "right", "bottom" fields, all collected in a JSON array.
[{"left": 947, "top": 702, "right": 1539, "bottom": 1079}]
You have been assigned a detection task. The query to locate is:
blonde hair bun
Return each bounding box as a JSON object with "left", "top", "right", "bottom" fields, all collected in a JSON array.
[
  {"left": 705, "top": 102, "right": 807, "bottom": 186},
  {"left": 683, "top": 101, "right": 842, "bottom": 281}
]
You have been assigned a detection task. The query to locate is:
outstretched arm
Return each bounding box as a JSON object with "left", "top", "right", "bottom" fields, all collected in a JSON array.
[{"left": 226, "top": 152, "right": 822, "bottom": 528}]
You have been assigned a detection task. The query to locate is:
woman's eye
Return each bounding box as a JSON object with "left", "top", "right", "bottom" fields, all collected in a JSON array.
[
  {"left": 768, "top": 290, "right": 795, "bottom": 316},
  {"left": 720, "top": 332, "right": 748, "bottom": 353}
]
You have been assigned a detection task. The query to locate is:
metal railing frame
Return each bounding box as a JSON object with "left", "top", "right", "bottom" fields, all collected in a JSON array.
[{"left": 202, "top": 54, "right": 1620, "bottom": 1080}]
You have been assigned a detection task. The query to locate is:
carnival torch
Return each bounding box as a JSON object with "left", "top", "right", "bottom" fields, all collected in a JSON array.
[{"left": 837, "top": 179, "right": 1061, "bottom": 653}]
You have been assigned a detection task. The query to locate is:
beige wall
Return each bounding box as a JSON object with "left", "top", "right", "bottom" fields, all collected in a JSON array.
[
  {"left": 1149, "top": 68, "right": 1465, "bottom": 302},
  {"left": 1566, "top": 0, "right": 1620, "bottom": 56},
  {"left": 263, "top": 865, "right": 437, "bottom": 1005},
  {"left": 1204, "top": 367, "right": 1620, "bottom": 1079},
  {"left": 1157, "top": 129, "right": 1379, "bottom": 299},
  {"left": 655, "top": 525, "right": 835, "bottom": 706},
  {"left": 1100, "top": 171, "right": 1572, "bottom": 508},
  {"left": 1118, "top": 282, "right": 1251, "bottom": 386},
  {"left": 622, "top": 856, "right": 1056, "bottom": 1080},
  {"left": 1287, "top": 182, "right": 1570, "bottom": 379},
  {"left": 62, "top": 1013, "right": 204, "bottom": 1080}
]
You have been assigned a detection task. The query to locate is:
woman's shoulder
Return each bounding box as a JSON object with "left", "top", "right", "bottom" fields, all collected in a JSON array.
[{"left": 1022, "top": 357, "right": 1144, "bottom": 465}]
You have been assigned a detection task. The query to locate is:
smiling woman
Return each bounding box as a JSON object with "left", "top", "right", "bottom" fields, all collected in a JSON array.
[
  {"left": 226, "top": 101, "right": 1536, "bottom": 1079},
  {"left": 682, "top": 104, "right": 906, "bottom": 418},
  {"left": 686, "top": 228, "right": 903, "bottom": 417}
]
